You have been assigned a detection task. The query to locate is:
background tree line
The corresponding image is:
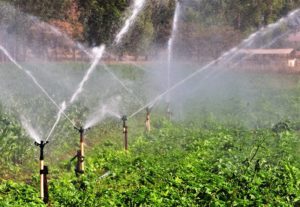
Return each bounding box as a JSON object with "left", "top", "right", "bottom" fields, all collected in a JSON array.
[{"left": 1, "top": 0, "right": 300, "bottom": 60}]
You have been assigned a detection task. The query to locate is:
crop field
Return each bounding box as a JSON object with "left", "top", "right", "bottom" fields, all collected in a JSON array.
[
  {"left": 2, "top": 1, "right": 300, "bottom": 206},
  {"left": 0, "top": 63, "right": 299, "bottom": 206}
]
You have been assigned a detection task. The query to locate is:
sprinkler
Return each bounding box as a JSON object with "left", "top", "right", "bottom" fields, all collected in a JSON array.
[
  {"left": 74, "top": 126, "right": 90, "bottom": 175},
  {"left": 145, "top": 107, "right": 151, "bottom": 132},
  {"left": 167, "top": 103, "right": 172, "bottom": 120},
  {"left": 122, "top": 115, "right": 128, "bottom": 151},
  {"left": 43, "top": 166, "right": 49, "bottom": 204},
  {"left": 34, "top": 141, "right": 49, "bottom": 203}
]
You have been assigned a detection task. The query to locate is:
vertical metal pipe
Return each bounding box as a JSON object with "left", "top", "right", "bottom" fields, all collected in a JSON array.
[
  {"left": 74, "top": 126, "right": 88, "bottom": 175},
  {"left": 145, "top": 107, "right": 151, "bottom": 132},
  {"left": 122, "top": 116, "right": 128, "bottom": 151},
  {"left": 79, "top": 127, "right": 84, "bottom": 173},
  {"left": 40, "top": 159, "right": 44, "bottom": 200},
  {"left": 35, "top": 141, "right": 48, "bottom": 203},
  {"left": 43, "top": 166, "right": 49, "bottom": 204},
  {"left": 167, "top": 103, "right": 172, "bottom": 120},
  {"left": 124, "top": 126, "right": 128, "bottom": 151}
]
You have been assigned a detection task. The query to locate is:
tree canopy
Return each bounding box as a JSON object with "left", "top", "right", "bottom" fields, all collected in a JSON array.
[{"left": 2, "top": 0, "right": 300, "bottom": 58}]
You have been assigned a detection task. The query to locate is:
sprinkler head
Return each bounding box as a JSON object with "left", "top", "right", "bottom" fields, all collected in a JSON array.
[
  {"left": 121, "top": 115, "right": 128, "bottom": 151},
  {"left": 146, "top": 107, "right": 152, "bottom": 114},
  {"left": 34, "top": 141, "right": 49, "bottom": 160},
  {"left": 74, "top": 126, "right": 91, "bottom": 134},
  {"left": 122, "top": 115, "right": 127, "bottom": 129},
  {"left": 34, "top": 141, "right": 49, "bottom": 148},
  {"left": 74, "top": 126, "right": 85, "bottom": 134},
  {"left": 121, "top": 115, "right": 127, "bottom": 122}
]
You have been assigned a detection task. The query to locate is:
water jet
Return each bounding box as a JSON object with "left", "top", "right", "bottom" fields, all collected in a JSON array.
[{"left": 166, "top": 0, "right": 181, "bottom": 119}]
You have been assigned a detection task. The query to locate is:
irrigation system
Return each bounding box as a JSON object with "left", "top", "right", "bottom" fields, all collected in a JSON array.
[
  {"left": 122, "top": 115, "right": 128, "bottom": 151},
  {"left": 145, "top": 107, "right": 151, "bottom": 132},
  {"left": 34, "top": 141, "right": 49, "bottom": 203},
  {"left": 1, "top": 0, "right": 300, "bottom": 204},
  {"left": 73, "top": 126, "right": 90, "bottom": 175}
]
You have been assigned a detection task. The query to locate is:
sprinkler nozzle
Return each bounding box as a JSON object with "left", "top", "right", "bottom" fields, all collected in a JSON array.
[
  {"left": 122, "top": 116, "right": 128, "bottom": 132},
  {"left": 145, "top": 108, "right": 151, "bottom": 132},
  {"left": 74, "top": 126, "right": 91, "bottom": 134},
  {"left": 121, "top": 115, "right": 128, "bottom": 151},
  {"left": 122, "top": 115, "right": 127, "bottom": 128},
  {"left": 121, "top": 115, "right": 127, "bottom": 122},
  {"left": 74, "top": 126, "right": 84, "bottom": 133},
  {"left": 146, "top": 107, "right": 152, "bottom": 114},
  {"left": 35, "top": 141, "right": 49, "bottom": 160},
  {"left": 34, "top": 140, "right": 49, "bottom": 147},
  {"left": 74, "top": 125, "right": 91, "bottom": 176}
]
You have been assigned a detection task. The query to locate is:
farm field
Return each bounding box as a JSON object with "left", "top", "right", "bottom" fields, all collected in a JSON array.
[
  {"left": 0, "top": 63, "right": 299, "bottom": 206},
  {"left": 2, "top": 0, "right": 300, "bottom": 206}
]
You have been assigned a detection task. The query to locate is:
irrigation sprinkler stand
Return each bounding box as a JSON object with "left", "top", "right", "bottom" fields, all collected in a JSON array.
[
  {"left": 167, "top": 103, "right": 172, "bottom": 120},
  {"left": 122, "top": 115, "right": 128, "bottom": 151},
  {"left": 43, "top": 166, "right": 49, "bottom": 204},
  {"left": 74, "top": 126, "right": 90, "bottom": 175},
  {"left": 34, "top": 141, "right": 49, "bottom": 204},
  {"left": 145, "top": 107, "right": 151, "bottom": 132}
]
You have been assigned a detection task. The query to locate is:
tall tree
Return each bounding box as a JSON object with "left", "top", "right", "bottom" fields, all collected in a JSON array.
[{"left": 77, "top": 0, "right": 130, "bottom": 46}]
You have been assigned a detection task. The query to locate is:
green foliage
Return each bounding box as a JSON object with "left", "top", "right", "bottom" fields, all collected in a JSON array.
[
  {"left": 3, "top": 0, "right": 300, "bottom": 58},
  {"left": 1, "top": 0, "right": 71, "bottom": 20},
  {"left": 77, "top": 0, "right": 130, "bottom": 45},
  {"left": 0, "top": 64, "right": 299, "bottom": 205},
  {"left": 186, "top": 0, "right": 300, "bottom": 31},
  {"left": 0, "top": 119, "right": 299, "bottom": 206},
  {"left": 0, "top": 107, "right": 35, "bottom": 178},
  {"left": 0, "top": 180, "right": 44, "bottom": 206},
  {"left": 118, "top": 9, "right": 155, "bottom": 58}
]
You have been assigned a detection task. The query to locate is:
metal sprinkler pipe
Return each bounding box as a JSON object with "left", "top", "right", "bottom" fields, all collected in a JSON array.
[
  {"left": 34, "top": 141, "right": 49, "bottom": 203},
  {"left": 122, "top": 115, "right": 128, "bottom": 151},
  {"left": 167, "top": 103, "right": 172, "bottom": 120},
  {"left": 145, "top": 107, "right": 151, "bottom": 132},
  {"left": 43, "top": 166, "right": 49, "bottom": 204},
  {"left": 74, "top": 126, "right": 90, "bottom": 175}
]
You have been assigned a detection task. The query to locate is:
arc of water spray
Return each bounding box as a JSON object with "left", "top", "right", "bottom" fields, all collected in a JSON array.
[
  {"left": 2, "top": 0, "right": 147, "bottom": 141},
  {"left": 129, "top": 9, "right": 300, "bottom": 119},
  {"left": 45, "top": 46, "right": 105, "bottom": 139},
  {"left": 21, "top": 116, "right": 41, "bottom": 143},
  {"left": 47, "top": 0, "right": 147, "bottom": 138},
  {"left": 129, "top": 60, "right": 217, "bottom": 118},
  {"left": 114, "top": 0, "right": 146, "bottom": 45},
  {"left": 204, "top": 11, "right": 298, "bottom": 82},
  {"left": 63, "top": 0, "right": 147, "bottom": 105},
  {"left": 167, "top": 1, "right": 181, "bottom": 103},
  {"left": 45, "top": 101, "right": 66, "bottom": 141},
  {"left": 70, "top": 45, "right": 106, "bottom": 103},
  {"left": 123, "top": 60, "right": 156, "bottom": 75},
  {"left": 199, "top": 30, "right": 291, "bottom": 84},
  {"left": 0, "top": 45, "right": 76, "bottom": 128},
  {"left": 84, "top": 50, "right": 154, "bottom": 75},
  {"left": 101, "top": 64, "right": 144, "bottom": 107},
  {"left": 13, "top": 9, "right": 89, "bottom": 58}
]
